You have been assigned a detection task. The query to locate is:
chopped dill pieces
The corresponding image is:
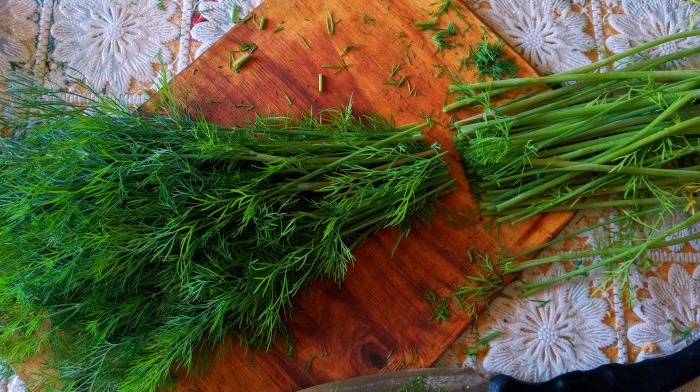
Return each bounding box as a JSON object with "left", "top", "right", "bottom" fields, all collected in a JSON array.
[{"left": 469, "top": 36, "right": 518, "bottom": 80}]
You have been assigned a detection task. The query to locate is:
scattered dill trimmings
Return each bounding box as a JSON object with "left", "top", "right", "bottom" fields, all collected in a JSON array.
[
  {"left": 0, "top": 74, "right": 456, "bottom": 391},
  {"left": 466, "top": 34, "right": 518, "bottom": 81},
  {"left": 445, "top": 29, "right": 699, "bottom": 294}
]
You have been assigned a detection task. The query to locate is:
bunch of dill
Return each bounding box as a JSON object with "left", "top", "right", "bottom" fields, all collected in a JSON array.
[
  {"left": 445, "top": 30, "right": 700, "bottom": 295},
  {"left": 0, "top": 74, "right": 455, "bottom": 391}
]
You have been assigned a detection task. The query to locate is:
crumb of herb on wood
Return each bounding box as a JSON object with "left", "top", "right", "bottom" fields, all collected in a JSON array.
[
  {"left": 326, "top": 11, "right": 338, "bottom": 35},
  {"left": 339, "top": 44, "right": 358, "bottom": 57},
  {"left": 297, "top": 33, "right": 311, "bottom": 50},
  {"left": 321, "top": 58, "right": 349, "bottom": 74},
  {"left": 230, "top": 3, "right": 240, "bottom": 23},
  {"left": 273, "top": 20, "right": 285, "bottom": 33}
]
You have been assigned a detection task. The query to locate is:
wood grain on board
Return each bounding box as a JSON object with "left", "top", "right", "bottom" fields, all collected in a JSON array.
[{"left": 167, "top": 0, "right": 572, "bottom": 390}]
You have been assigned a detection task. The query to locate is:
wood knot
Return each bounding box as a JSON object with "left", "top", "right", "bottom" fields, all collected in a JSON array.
[{"left": 360, "top": 342, "right": 387, "bottom": 370}]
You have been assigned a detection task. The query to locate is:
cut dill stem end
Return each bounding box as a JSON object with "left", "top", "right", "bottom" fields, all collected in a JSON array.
[
  {"left": 0, "top": 73, "right": 456, "bottom": 391},
  {"left": 450, "top": 30, "right": 700, "bottom": 299}
]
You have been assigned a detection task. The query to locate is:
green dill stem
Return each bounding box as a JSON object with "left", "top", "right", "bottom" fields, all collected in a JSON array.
[
  {"left": 498, "top": 197, "right": 698, "bottom": 215},
  {"left": 297, "top": 34, "right": 311, "bottom": 50},
  {"left": 448, "top": 46, "right": 700, "bottom": 118},
  {"left": 489, "top": 173, "right": 623, "bottom": 219},
  {"left": 466, "top": 87, "right": 697, "bottom": 135},
  {"left": 558, "top": 29, "right": 700, "bottom": 75},
  {"left": 598, "top": 93, "right": 699, "bottom": 159},
  {"left": 231, "top": 53, "right": 251, "bottom": 73},
  {"left": 591, "top": 174, "right": 700, "bottom": 197},
  {"left": 491, "top": 172, "right": 648, "bottom": 220},
  {"left": 258, "top": 17, "right": 266, "bottom": 29},
  {"left": 459, "top": 31, "right": 697, "bottom": 109},
  {"left": 455, "top": 89, "right": 652, "bottom": 135},
  {"left": 473, "top": 146, "right": 697, "bottom": 189},
  {"left": 531, "top": 117, "right": 660, "bottom": 157},
  {"left": 326, "top": 11, "right": 335, "bottom": 35},
  {"left": 231, "top": 4, "right": 239, "bottom": 23},
  {"left": 525, "top": 159, "right": 700, "bottom": 179},
  {"left": 294, "top": 149, "right": 441, "bottom": 190},
  {"left": 477, "top": 330, "right": 501, "bottom": 345},
  {"left": 415, "top": 20, "right": 438, "bottom": 30},
  {"left": 514, "top": 230, "right": 700, "bottom": 296},
  {"left": 490, "top": 106, "right": 700, "bottom": 219},
  {"left": 507, "top": 207, "right": 666, "bottom": 259},
  {"left": 518, "top": 231, "right": 700, "bottom": 297},
  {"left": 461, "top": 70, "right": 699, "bottom": 92},
  {"left": 259, "top": 122, "right": 430, "bottom": 199},
  {"left": 340, "top": 174, "right": 457, "bottom": 238},
  {"left": 508, "top": 212, "right": 700, "bottom": 274}
]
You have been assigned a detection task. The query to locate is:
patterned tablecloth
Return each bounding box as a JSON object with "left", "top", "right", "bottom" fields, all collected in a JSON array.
[{"left": 1, "top": 0, "right": 699, "bottom": 391}]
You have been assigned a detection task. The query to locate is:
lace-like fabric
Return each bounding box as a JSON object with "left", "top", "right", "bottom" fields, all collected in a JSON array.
[
  {"left": 606, "top": 0, "right": 700, "bottom": 70},
  {"left": 465, "top": 0, "right": 594, "bottom": 73},
  {"left": 1, "top": 0, "right": 699, "bottom": 389},
  {"left": 0, "top": 0, "right": 38, "bottom": 73},
  {"left": 4, "top": 0, "right": 260, "bottom": 105},
  {"left": 480, "top": 264, "right": 616, "bottom": 381},
  {"left": 191, "top": 0, "right": 264, "bottom": 58},
  {"left": 51, "top": 0, "right": 179, "bottom": 95}
]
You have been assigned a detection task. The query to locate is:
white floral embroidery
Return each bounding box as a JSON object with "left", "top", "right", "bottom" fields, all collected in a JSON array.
[
  {"left": 628, "top": 264, "right": 700, "bottom": 362},
  {"left": 0, "top": 0, "right": 38, "bottom": 73},
  {"left": 0, "top": 372, "right": 25, "bottom": 392},
  {"left": 480, "top": 263, "right": 616, "bottom": 382},
  {"left": 466, "top": 0, "right": 593, "bottom": 73},
  {"left": 606, "top": 0, "right": 700, "bottom": 70},
  {"left": 50, "top": 0, "right": 179, "bottom": 95},
  {"left": 191, "top": 0, "right": 263, "bottom": 58}
]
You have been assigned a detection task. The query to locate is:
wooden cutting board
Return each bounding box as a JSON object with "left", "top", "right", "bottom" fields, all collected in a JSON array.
[{"left": 164, "top": 0, "right": 572, "bottom": 390}]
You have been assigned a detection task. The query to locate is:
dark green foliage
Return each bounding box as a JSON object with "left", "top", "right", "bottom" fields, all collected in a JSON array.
[{"left": 0, "top": 74, "right": 455, "bottom": 391}]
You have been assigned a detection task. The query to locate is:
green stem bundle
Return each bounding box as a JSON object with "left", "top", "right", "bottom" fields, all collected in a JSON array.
[
  {"left": 447, "top": 30, "right": 700, "bottom": 295},
  {"left": 0, "top": 75, "right": 455, "bottom": 391}
]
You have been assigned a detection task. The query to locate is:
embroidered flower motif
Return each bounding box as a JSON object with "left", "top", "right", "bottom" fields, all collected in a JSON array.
[
  {"left": 0, "top": 0, "right": 38, "bottom": 73},
  {"left": 50, "top": 0, "right": 179, "bottom": 95},
  {"left": 606, "top": 0, "right": 700, "bottom": 70},
  {"left": 480, "top": 263, "right": 616, "bottom": 382},
  {"left": 0, "top": 373, "right": 26, "bottom": 392},
  {"left": 628, "top": 264, "right": 700, "bottom": 362},
  {"left": 468, "top": 0, "right": 593, "bottom": 73},
  {"left": 191, "top": 0, "right": 263, "bottom": 58}
]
